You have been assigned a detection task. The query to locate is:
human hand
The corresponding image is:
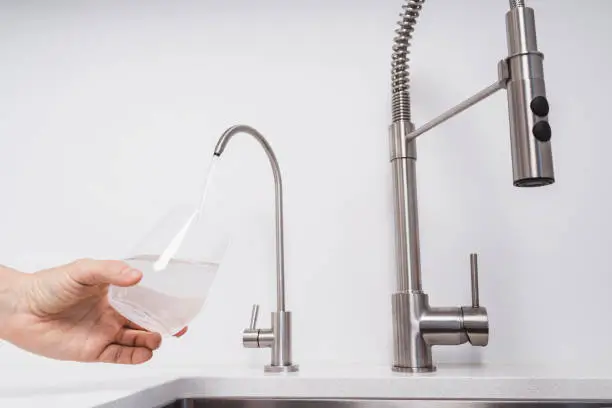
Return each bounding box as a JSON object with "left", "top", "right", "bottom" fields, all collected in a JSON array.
[{"left": 0, "top": 259, "right": 187, "bottom": 364}]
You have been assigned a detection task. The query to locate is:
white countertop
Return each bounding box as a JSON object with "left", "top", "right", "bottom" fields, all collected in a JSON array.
[
  {"left": 4, "top": 362, "right": 612, "bottom": 407},
  {"left": 0, "top": 391, "right": 136, "bottom": 408}
]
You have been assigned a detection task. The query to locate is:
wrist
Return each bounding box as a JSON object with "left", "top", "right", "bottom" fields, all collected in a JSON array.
[{"left": 0, "top": 265, "right": 30, "bottom": 341}]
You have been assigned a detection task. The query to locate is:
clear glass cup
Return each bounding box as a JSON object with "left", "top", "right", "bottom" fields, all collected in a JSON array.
[{"left": 108, "top": 203, "right": 229, "bottom": 336}]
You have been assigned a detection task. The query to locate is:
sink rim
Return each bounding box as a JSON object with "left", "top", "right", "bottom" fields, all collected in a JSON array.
[{"left": 93, "top": 376, "right": 612, "bottom": 408}]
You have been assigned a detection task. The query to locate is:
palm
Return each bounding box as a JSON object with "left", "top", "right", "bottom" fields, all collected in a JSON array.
[{"left": 28, "top": 293, "right": 152, "bottom": 364}]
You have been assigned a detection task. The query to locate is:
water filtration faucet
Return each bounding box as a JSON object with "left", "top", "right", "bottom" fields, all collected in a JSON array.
[
  {"left": 388, "top": 0, "right": 555, "bottom": 372},
  {"left": 213, "top": 124, "right": 299, "bottom": 373}
]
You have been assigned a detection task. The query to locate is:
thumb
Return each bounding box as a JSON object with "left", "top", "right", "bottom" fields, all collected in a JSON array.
[{"left": 65, "top": 258, "right": 143, "bottom": 287}]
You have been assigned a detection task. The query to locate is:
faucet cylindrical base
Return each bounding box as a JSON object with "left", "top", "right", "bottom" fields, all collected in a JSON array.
[
  {"left": 264, "top": 364, "right": 299, "bottom": 373},
  {"left": 392, "top": 365, "right": 436, "bottom": 373},
  {"left": 392, "top": 291, "right": 489, "bottom": 373},
  {"left": 392, "top": 291, "right": 434, "bottom": 372},
  {"left": 268, "top": 311, "right": 299, "bottom": 372}
]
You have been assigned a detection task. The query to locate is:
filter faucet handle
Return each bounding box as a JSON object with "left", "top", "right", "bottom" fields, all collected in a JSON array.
[
  {"left": 249, "top": 304, "right": 260, "bottom": 330},
  {"left": 243, "top": 304, "right": 262, "bottom": 348}
]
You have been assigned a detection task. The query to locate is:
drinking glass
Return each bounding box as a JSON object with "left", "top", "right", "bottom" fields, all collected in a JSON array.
[{"left": 108, "top": 203, "right": 229, "bottom": 336}]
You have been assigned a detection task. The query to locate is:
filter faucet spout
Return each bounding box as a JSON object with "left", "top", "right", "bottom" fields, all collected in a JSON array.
[
  {"left": 213, "top": 124, "right": 286, "bottom": 312},
  {"left": 213, "top": 124, "right": 298, "bottom": 373}
]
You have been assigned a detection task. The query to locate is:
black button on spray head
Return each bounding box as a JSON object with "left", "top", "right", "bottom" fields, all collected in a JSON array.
[
  {"left": 532, "top": 121, "right": 552, "bottom": 142},
  {"left": 530, "top": 96, "right": 550, "bottom": 117}
]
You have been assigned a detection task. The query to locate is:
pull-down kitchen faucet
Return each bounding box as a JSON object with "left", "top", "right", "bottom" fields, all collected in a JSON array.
[{"left": 389, "top": 0, "right": 555, "bottom": 372}]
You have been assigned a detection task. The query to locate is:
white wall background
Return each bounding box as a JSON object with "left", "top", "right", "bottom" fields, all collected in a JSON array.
[{"left": 0, "top": 0, "right": 610, "bottom": 373}]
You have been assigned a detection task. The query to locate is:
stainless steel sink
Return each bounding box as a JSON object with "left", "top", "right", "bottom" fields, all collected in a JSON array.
[
  {"left": 159, "top": 399, "right": 612, "bottom": 408},
  {"left": 93, "top": 380, "right": 612, "bottom": 408}
]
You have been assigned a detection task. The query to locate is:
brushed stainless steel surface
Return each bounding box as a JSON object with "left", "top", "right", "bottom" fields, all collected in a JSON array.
[
  {"left": 249, "top": 304, "right": 259, "bottom": 329},
  {"left": 470, "top": 253, "right": 480, "bottom": 308},
  {"left": 505, "top": 5, "right": 554, "bottom": 187},
  {"left": 162, "top": 399, "right": 612, "bottom": 408},
  {"left": 389, "top": 121, "right": 417, "bottom": 161},
  {"left": 405, "top": 81, "right": 504, "bottom": 142},
  {"left": 392, "top": 289, "right": 487, "bottom": 371},
  {"left": 403, "top": 57, "right": 511, "bottom": 142},
  {"left": 421, "top": 307, "right": 467, "bottom": 346},
  {"left": 258, "top": 328, "right": 275, "bottom": 348},
  {"left": 214, "top": 125, "right": 287, "bottom": 312},
  {"left": 391, "top": 156, "right": 421, "bottom": 292},
  {"left": 269, "top": 311, "right": 294, "bottom": 369},
  {"left": 242, "top": 328, "right": 259, "bottom": 348},
  {"left": 263, "top": 365, "right": 300, "bottom": 373},
  {"left": 392, "top": 292, "right": 432, "bottom": 372},
  {"left": 387, "top": 0, "right": 552, "bottom": 372},
  {"left": 213, "top": 124, "right": 298, "bottom": 373},
  {"left": 390, "top": 0, "right": 425, "bottom": 123},
  {"left": 463, "top": 254, "right": 489, "bottom": 346},
  {"left": 390, "top": 121, "right": 421, "bottom": 294},
  {"left": 462, "top": 306, "right": 489, "bottom": 347}
]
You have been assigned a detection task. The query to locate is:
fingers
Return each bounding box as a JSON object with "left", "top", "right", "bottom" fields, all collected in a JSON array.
[
  {"left": 98, "top": 344, "right": 154, "bottom": 365},
  {"left": 98, "top": 326, "right": 162, "bottom": 365},
  {"left": 66, "top": 258, "right": 143, "bottom": 287},
  {"left": 117, "top": 329, "right": 162, "bottom": 350},
  {"left": 100, "top": 324, "right": 186, "bottom": 364}
]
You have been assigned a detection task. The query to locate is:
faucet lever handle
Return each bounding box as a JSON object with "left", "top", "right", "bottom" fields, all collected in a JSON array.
[
  {"left": 249, "top": 304, "right": 260, "bottom": 330},
  {"left": 463, "top": 252, "right": 488, "bottom": 347},
  {"left": 469, "top": 253, "right": 480, "bottom": 308}
]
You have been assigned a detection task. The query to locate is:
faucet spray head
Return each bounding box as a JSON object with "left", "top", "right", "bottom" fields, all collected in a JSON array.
[{"left": 504, "top": 1, "right": 555, "bottom": 187}]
